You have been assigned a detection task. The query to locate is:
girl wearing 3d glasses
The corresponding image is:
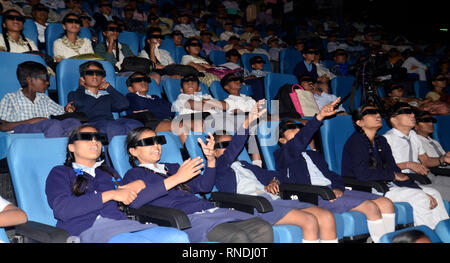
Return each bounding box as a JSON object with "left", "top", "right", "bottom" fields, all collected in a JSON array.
[
  {"left": 123, "top": 126, "right": 274, "bottom": 243},
  {"left": 275, "top": 100, "right": 397, "bottom": 243},
  {"left": 45, "top": 124, "right": 189, "bottom": 243},
  {"left": 342, "top": 104, "right": 449, "bottom": 229},
  {"left": 53, "top": 13, "right": 94, "bottom": 62},
  {"left": 0, "top": 9, "right": 38, "bottom": 53}
]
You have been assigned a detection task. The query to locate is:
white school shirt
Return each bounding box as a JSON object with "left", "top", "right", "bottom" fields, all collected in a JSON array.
[
  {"left": 383, "top": 128, "right": 425, "bottom": 173},
  {"left": 0, "top": 35, "right": 38, "bottom": 53},
  {"left": 139, "top": 163, "right": 167, "bottom": 174},
  {"left": 172, "top": 92, "right": 220, "bottom": 115},
  {"left": 314, "top": 92, "right": 346, "bottom": 112},
  {"left": 224, "top": 94, "right": 256, "bottom": 114},
  {"left": 301, "top": 152, "right": 332, "bottom": 186},
  {"left": 0, "top": 196, "right": 11, "bottom": 212},
  {"left": 416, "top": 134, "right": 446, "bottom": 158},
  {"left": 232, "top": 161, "right": 279, "bottom": 200}
]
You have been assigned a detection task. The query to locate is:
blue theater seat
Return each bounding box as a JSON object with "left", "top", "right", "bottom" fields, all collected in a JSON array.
[
  {"left": 263, "top": 73, "right": 298, "bottom": 114},
  {"left": 280, "top": 48, "right": 302, "bottom": 75},
  {"left": 7, "top": 136, "right": 188, "bottom": 243},
  {"left": 320, "top": 115, "right": 415, "bottom": 229}
]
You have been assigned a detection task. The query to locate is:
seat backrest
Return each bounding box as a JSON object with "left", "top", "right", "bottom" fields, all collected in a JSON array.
[
  {"left": 379, "top": 225, "right": 442, "bottom": 243},
  {"left": 161, "top": 78, "right": 210, "bottom": 104},
  {"left": 45, "top": 23, "right": 92, "bottom": 58},
  {"left": 413, "top": 80, "right": 429, "bottom": 99},
  {"left": 256, "top": 120, "right": 280, "bottom": 171},
  {"left": 331, "top": 75, "right": 356, "bottom": 98},
  {"left": 263, "top": 73, "right": 298, "bottom": 114},
  {"left": 115, "top": 75, "right": 162, "bottom": 98},
  {"left": 174, "top": 46, "right": 187, "bottom": 64},
  {"left": 56, "top": 59, "right": 116, "bottom": 106},
  {"left": 208, "top": 50, "right": 227, "bottom": 66},
  {"left": 7, "top": 137, "right": 68, "bottom": 226},
  {"left": 23, "top": 18, "right": 39, "bottom": 47},
  {"left": 0, "top": 52, "right": 47, "bottom": 100},
  {"left": 118, "top": 31, "right": 140, "bottom": 56},
  {"left": 434, "top": 115, "right": 450, "bottom": 151},
  {"left": 108, "top": 131, "right": 184, "bottom": 177},
  {"left": 209, "top": 81, "right": 253, "bottom": 101},
  {"left": 280, "top": 48, "right": 302, "bottom": 75},
  {"left": 241, "top": 53, "right": 272, "bottom": 72}
]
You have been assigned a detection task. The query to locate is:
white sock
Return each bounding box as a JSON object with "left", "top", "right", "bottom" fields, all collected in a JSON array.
[
  {"left": 382, "top": 213, "right": 396, "bottom": 234},
  {"left": 302, "top": 239, "right": 319, "bottom": 243},
  {"left": 252, "top": 160, "right": 262, "bottom": 167},
  {"left": 367, "top": 219, "right": 386, "bottom": 243},
  {"left": 320, "top": 239, "right": 338, "bottom": 243}
]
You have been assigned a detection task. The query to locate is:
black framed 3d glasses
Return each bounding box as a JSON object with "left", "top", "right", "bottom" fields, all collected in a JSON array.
[
  {"left": 393, "top": 108, "right": 414, "bottom": 116},
  {"left": 5, "top": 15, "right": 26, "bottom": 23},
  {"left": 416, "top": 117, "right": 437, "bottom": 123},
  {"left": 214, "top": 141, "right": 230, "bottom": 149},
  {"left": 134, "top": 136, "right": 167, "bottom": 147},
  {"left": 64, "top": 18, "right": 82, "bottom": 25},
  {"left": 130, "top": 76, "right": 152, "bottom": 84},
  {"left": 361, "top": 109, "right": 381, "bottom": 117},
  {"left": 69, "top": 132, "right": 109, "bottom": 145},
  {"left": 83, "top": 70, "right": 106, "bottom": 77}
]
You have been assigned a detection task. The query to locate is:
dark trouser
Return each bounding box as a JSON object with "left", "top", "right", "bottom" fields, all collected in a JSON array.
[
  {"left": 14, "top": 118, "right": 82, "bottom": 137},
  {"left": 206, "top": 217, "right": 273, "bottom": 243}
]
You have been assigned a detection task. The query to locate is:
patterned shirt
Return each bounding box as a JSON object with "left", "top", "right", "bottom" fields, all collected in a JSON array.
[{"left": 0, "top": 89, "right": 65, "bottom": 122}]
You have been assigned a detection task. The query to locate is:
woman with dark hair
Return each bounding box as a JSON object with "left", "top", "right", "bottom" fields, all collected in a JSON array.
[
  {"left": 123, "top": 127, "right": 274, "bottom": 243},
  {"left": 53, "top": 13, "right": 94, "bottom": 62},
  {"left": 341, "top": 104, "right": 448, "bottom": 229},
  {"left": 94, "top": 21, "right": 134, "bottom": 71},
  {"left": 45, "top": 124, "right": 188, "bottom": 243},
  {"left": 0, "top": 9, "right": 38, "bottom": 53}
]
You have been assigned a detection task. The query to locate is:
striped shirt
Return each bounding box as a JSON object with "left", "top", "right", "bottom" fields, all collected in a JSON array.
[{"left": 0, "top": 89, "right": 65, "bottom": 122}]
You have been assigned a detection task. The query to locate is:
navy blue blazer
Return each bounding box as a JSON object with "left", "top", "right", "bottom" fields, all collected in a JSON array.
[
  {"left": 274, "top": 117, "right": 345, "bottom": 191},
  {"left": 215, "top": 127, "right": 283, "bottom": 193},
  {"left": 293, "top": 60, "right": 319, "bottom": 81},
  {"left": 68, "top": 86, "right": 129, "bottom": 122},
  {"left": 342, "top": 131, "right": 420, "bottom": 189},
  {"left": 123, "top": 163, "right": 216, "bottom": 215}
]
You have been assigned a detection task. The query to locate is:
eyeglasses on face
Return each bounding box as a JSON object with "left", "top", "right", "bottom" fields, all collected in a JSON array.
[
  {"left": 134, "top": 135, "right": 167, "bottom": 147},
  {"left": 83, "top": 70, "right": 106, "bottom": 77},
  {"left": 69, "top": 132, "right": 109, "bottom": 145}
]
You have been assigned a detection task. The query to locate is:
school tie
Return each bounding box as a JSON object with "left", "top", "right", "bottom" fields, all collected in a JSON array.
[
  {"left": 401, "top": 136, "right": 414, "bottom": 162},
  {"left": 428, "top": 139, "right": 444, "bottom": 157}
]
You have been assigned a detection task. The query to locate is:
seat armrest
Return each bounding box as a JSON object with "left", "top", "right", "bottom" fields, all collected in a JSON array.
[
  {"left": 279, "top": 183, "right": 336, "bottom": 205},
  {"left": 209, "top": 192, "right": 273, "bottom": 214},
  {"left": 342, "top": 176, "right": 389, "bottom": 193},
  {"left": 14, "top": 221, "right": 70, "bottom": 243},
  {"left": 404, "top": 173, "right": 432, "bottom": 185},
  {"left": 127, "top": 205, "right": 191, "bottom": 230},
  {"left": 429, "top": 167, "right": 450, "bottom": 177}
]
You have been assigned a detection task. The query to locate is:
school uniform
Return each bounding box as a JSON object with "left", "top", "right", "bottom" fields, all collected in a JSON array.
[
  {"left": 45, "top": 164, "right": 158, "bottom": 242},
  {"left": 215, "top": 127, "right": 314, "bottom": 224},
  {"left": 68, "top": 86, "right": 142, "bottom": 141},
  {"left": 123, "top": 163, "right": 262, "bottom": 243},
  {"left": 343, "top": 131, "right": 449, "bottom": 228},
  {"left": 383, "top": 128, "right": 450, "bottom": 225},
  {"left": 0, "top": 88, "right": 81, "bottom": 137},
  {"left": 274, "top": 117, "right": 379, "bottom": 214},
  {"left": 293, "top": 60, "right": 319, "bottom": 81}
]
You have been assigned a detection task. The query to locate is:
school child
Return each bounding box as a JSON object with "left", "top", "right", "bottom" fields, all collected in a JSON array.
[
  {"left": 45, "top": 124, "right": 188, "bottom": 243},
  {"left": 275, "top": 99, "right": 396, "bottom": 243},
  {"left": 0, "top": 61, "right": 81, "bottom": 137},
  {"left": 67, "top": 61, "right": 142, "bottom": 141},
  {"left": 214, "top": 102, "right": 338, "bottom": 243},
  {"left": 122, "top": 127, "right": 274, "bottom": 243}
]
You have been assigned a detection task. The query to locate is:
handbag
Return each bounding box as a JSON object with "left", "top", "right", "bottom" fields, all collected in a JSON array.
[
  {"left": 119, "top": 57, "right": 155, "bottom": 74},
  {"left": 289, "top": 84, "right": 319, "bottom": 117}
]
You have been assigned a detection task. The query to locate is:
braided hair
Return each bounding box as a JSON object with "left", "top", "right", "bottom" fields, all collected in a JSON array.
[{"left": 352, "top": 106, "right": 387, "bottom": 170}]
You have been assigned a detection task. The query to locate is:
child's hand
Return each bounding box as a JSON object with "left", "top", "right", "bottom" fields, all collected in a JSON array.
[
  {"left": 198, "top": 132, "right": 215, "bottom": 162},
  {"left": 65, "top": 101, "right": 76, "bottom": 113},
  {"left": 99, "top": 80, "right": 110, "bottom": 90},
  {"left": 243, "top": 99, "right": 266, "bottom": 129},
  {"left": 316, "top": 97, "right": 340, "bottom": 121},
  {"left": 175, "top": 157, "right": 204, "bottom": 182},
  {"left": 119, "top": 179, "right": 146, "bottom": 195}
]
